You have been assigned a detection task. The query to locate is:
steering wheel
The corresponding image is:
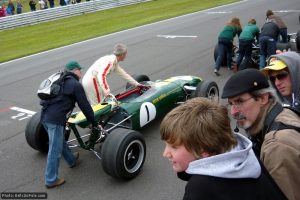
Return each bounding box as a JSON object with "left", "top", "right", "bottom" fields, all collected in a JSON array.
[{"left": 103, "top": 94, "right": 119, "bottom": 107}]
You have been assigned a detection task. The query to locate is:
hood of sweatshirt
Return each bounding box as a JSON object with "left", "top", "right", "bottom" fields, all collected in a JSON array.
[
  {"left": 186, "top": 133, "right": 261, "bottom": 179},
  {"left": 268, "top": 51, "right": 300, "bottom": 110}
]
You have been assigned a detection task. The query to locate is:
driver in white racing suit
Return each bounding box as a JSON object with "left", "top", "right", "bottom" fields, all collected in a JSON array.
[{"left": 82, "top": 43, "right": 140, "bottom": 105}]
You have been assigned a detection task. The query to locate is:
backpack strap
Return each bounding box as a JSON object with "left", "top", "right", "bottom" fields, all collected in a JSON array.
[
  {"left": 265, "top": 103, "right": 300, "bottom": 133},
  {"left": 263, "top": 102, "right": 283, "bottom": 132},
  {"left": 251, "top": 103, "right": 284, "bottom": 156},
  {"left": 269, "top": 122, "right": 300, "bottom": 133}
]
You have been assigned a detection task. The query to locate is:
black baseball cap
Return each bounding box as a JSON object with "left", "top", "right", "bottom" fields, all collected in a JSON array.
[{"left": 222, "top": 69, "right": 270, "bottom": 99}]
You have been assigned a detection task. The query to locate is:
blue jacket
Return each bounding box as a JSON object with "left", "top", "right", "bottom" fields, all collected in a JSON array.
[{"left": 41, "top": 72, "right": 97, "bottom": 126}]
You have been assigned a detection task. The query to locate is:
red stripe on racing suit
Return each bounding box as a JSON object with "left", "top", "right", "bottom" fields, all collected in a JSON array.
[
  {"left": 93, "top": 77, "right": 101, "bottom": 103},
  {"left": 102, "top": 63, "right": 111, "bottom": 90}
]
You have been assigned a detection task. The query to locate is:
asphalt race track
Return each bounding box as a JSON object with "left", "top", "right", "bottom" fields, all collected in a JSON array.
[{"left": 0, "top": 0, "right": 299, "bottom": 199}]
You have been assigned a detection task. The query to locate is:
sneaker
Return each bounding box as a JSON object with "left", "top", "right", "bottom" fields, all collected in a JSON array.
[
  {"left": 46, "top": 178, "right": 65, "bottom": 189},
  {"left": 70, "top": 152, "right": 79, "bottom": 168},
  {"left": 214, "top": 69, "right": 220, "bottom": 76}
]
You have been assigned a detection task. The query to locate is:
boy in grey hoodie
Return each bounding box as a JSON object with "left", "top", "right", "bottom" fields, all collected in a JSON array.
[
  {"left": 160, "top": 97, "right": 286, "bottom": 200},
  {"left": 261, "top": 51, "right": 300, "bottom": 113}
]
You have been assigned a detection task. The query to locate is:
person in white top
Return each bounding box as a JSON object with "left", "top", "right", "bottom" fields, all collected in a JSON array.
[{"left": 82, "top": 43, "right": 140, "bottom": 105}]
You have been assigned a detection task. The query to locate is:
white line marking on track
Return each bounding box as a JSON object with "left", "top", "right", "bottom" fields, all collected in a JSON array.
[
  {"left": 10, "top": 107, "right": 36, "bottom": 121},
  {"left": 204, "top": 11, "right": 232, "bottom": 14},
  {"left": 10, "top": 107, "right": 36, "bottom": 115},
  {"left": 276, "top": 10, "right": 300, "bottom": 13},
  {"left": 157, "top": 35, "right": 198, "bottom": 39}
]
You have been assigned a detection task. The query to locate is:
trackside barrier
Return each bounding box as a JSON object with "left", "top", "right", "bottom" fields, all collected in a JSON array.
[{"left": 0, "top": 0, "right": 151, "bottom": 30}]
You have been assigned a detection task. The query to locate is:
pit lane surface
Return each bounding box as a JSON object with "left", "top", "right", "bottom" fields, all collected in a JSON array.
[{"left": 0, "top": 0, "right": 299, "bottom": 199}]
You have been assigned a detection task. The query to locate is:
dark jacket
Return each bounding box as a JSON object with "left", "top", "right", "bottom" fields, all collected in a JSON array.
[
  {"left": 41, "top": 72, "right": 97, "bottom": 126},
  {"left": 178, "top": 133, "right": 287, "bottom": 200},
  {"left": 260, "top": 21, "right": 280, "bottom": 40},
  {"left": 179, "top": 172, "right": 287, "bottom": 200}
]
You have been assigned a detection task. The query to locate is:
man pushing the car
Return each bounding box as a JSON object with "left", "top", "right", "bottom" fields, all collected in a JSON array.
[{"left": 82, "top": 43, "right": 141, "bottom": 105}]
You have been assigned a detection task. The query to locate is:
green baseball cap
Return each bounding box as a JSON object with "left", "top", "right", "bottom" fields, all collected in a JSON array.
[{"left": 65, "top": 61, "right": 84, "bottom": 71}]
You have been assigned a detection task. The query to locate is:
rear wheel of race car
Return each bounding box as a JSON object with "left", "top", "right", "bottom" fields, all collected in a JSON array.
[
  {"left": 296, "top": 30, "right": 300, "bottom": 51},
  {"left": 25, "top": 111, "right": 49, "bottom": 153},
  {"left": 276, "top": 42, "right": 291, "bottom": 51},
  {"left": 194, "top": 80, "right": 219, "bottom": 102},
  {"left": 101, "top": 128, "right": 146, "bottom": 180},
  {"left": 126, "top": 75, "right": 150, "bottom": 89}
]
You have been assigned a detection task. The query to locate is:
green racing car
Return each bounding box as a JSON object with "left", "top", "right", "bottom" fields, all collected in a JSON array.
[{"left": 25, "top": 75, "right": 219, "bottom": 180}]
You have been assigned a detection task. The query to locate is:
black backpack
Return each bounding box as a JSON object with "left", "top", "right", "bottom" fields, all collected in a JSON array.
[{"left": 37, "top": 71, "right": 68, "bottom": 100}]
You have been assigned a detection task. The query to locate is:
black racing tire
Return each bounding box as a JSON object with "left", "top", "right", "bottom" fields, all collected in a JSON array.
[
  {"left": 276, "top": 42, "right": 290, "bottom": 51},
  {"left": 296, "top": 30, "right": 300, "bottom": 51},
  {"left": 239, "top": 59, "right": 259, "bottom": 70},
  {"left": 126, "top": 74, "right": 150, "bottom": 90},
  {"left": 193, "top": 80, "right": 219, "bottom": 102},
  {"left": 25, "top": 112, "right": 49, "bottom": 153},
  {"left": 101, "top": 128, "right": 146, "bottom": 180}
]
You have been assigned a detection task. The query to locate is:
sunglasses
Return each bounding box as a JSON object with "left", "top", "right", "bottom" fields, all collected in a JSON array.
[{"left": 269, "top": 71, "right": 289, "bottom": 82}]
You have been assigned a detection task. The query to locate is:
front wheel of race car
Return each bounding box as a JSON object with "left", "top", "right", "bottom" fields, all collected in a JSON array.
[
  {"left": 25, "top": 111, "right": 49, "bottom": 153},
  {"left": 126, "top": 74, "right": 150, "bottom": 89},
  {"left": 194, "top": 80, "right": 219, "bottom": 102},
  {"left": 101, "top": 128, "right": 146, "bottom": 180}
]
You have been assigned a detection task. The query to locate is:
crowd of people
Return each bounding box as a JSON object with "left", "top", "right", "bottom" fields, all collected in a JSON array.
[
  {"left": 0, "top": 0, "right": 85, "bottom": 17},
  {"left": 163, "top": 50, "right": 300, "bottom": 199},
  {"left": 214, "top": 9, "right": 289, "bottom": 75},
  {"left": 164, "top": 9, "right": 300, "bottom": 200},
  {"left": 31, "top": 7, "right": 299, "bottom": 200}
]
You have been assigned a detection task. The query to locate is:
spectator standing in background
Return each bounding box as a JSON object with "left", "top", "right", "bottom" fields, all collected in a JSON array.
[
  {"left": 38, "top": 0, "right": 45, "bottom": 9},
  {"left": 235, "top": 18, "right": 260, "bottom": 71},
  {"left": 16, "top": 0, "right": 23, "bottom": 14},
  {"left": 59, "top": 0, "right": 66, "bottom": 6},
  {"left": 259, "top": 18, "right": 279, "bottom": 69},
  {"left": 0, "top": 5, "right": 8, "bottom": 17},
  {"left": 214, "top": 17, "right": 242, "bottom": 76},
  {"left": 48, "top": 0, "right": 55, "bottom": 8},
  {"left": 7, "top": 0, "right": 15, "bottom": 15},
  {"left": 43, "top": 0, "right": 48, "bottom": 9},
  {"left": 266, "top": 10, "right": 288, "bottom": 43},
  {"left": 29, "top": 0, "right": 37, "bottom": 11}
]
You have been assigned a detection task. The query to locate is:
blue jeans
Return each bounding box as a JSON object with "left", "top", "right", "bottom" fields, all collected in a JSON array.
[
  {"left": 42, "top": 122, "right": 76, "bottom": 185},
  {"left": 259, "top": 36, "right": 276, "bottom": 69},
  {"left": 236, "top": 39, "right": 253, "bottom": 70},
  {"left": 215, "top": 38, "right": 233, "bottom": 70},
  {"left": 279, "top": 28, "right": 288, "bottom": 43}
]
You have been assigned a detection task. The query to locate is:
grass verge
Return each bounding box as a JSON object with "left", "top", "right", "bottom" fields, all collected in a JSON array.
[{"left": 0, "top": 0, "right": 237, "bottom": 63}]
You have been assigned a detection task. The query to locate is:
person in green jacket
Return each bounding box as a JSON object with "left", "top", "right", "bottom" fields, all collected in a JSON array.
[
  {"left": 236, "top": 19, "right": 260, "bottom": 71},
  {"left": 214, "top": 17, "right": 242, "bottom": 76}
]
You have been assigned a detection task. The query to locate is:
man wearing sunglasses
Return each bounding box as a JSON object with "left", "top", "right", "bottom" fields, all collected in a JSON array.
[
  {"left": 222, "top": 69, "right": 300, "bottom": 200},
  {"left": 261, "top": 51, "right": 300, "bottom": 114}
]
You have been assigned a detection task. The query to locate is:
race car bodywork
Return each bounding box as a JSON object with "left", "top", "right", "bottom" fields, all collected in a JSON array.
[{"left": 25, "top": 75, "right": 219, "bottom": 180}]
